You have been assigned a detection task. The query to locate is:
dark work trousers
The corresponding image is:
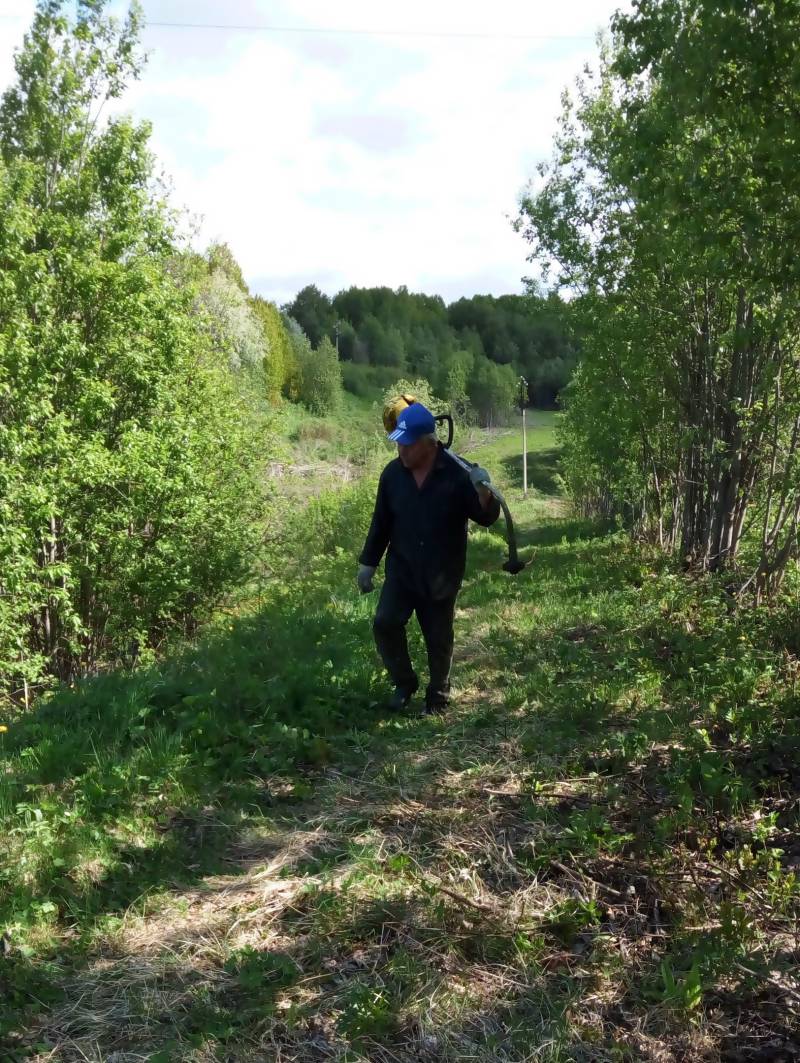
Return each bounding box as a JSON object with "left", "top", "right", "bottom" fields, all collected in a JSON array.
[{"left": 373, "top": 578, "right": 456, "bottom": 707}]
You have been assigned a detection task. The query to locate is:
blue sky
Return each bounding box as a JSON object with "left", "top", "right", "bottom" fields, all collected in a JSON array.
[{"left": 0, "top": 1, "right": 628, "bottom": 305}]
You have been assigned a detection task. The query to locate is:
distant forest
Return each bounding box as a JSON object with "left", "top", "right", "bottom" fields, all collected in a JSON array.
[{"left": 284, "top": 284, "right": 579, "bottom": 416}]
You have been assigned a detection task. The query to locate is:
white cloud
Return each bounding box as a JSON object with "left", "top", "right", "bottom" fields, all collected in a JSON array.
[
  {"left": 0, "top": 0, "right": 629, "bottom": 303},
  {"left": 0, "top": 2, "right": 34, "bottom": 86}
]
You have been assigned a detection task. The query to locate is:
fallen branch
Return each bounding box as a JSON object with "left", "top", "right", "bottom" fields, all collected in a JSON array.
[
  {"left": 736, "top": 962, "right": 800, "bottom": 1006},
  {"left": 435, "top": 883, "right": 499, "bottom": 914},
  {"left": 550, "top": 858, "right": 625, "bottom": 899}
]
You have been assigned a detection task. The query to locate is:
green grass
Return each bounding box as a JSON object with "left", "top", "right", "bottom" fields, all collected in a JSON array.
[
  {"left": 273, "top": 390, "right": 384, "bottom": 468},
  {"left": 2, "top": 411, "right": 800, "bottom": 1061}
]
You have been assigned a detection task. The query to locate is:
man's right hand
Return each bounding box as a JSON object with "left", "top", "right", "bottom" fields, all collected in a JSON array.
[{"left": 357, "top": 564, "right": 377, "bottom": 594}]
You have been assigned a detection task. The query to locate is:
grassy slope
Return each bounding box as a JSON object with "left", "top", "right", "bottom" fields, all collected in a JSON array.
[{"left": 3, "top": 413, "right": 800, "bottom": 1061}]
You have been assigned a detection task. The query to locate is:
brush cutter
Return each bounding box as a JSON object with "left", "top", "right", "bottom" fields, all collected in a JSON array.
[{"left": 383, "top": 394, "right": 526, "bottom": 575}]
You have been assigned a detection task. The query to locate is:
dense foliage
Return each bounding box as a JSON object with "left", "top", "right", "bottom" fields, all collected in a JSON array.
[
  {"left": 251, "top": 295, "right": 292, "bottom": 404},
  {"left": 519, "top": 0, "right": 800, "bottom": 598},
  {"left": 284, "top": 283, "right": 578, "bottom": 419},
  {"left": 293, "top": 334, "right": 343, "bottom": 416},
  {"left": 0, "top": 2, "right": 270, "bottom": 698}
]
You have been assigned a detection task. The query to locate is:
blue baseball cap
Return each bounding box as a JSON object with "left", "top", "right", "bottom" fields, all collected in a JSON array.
[{"left": 387, "top": 402, "right": 436, "bottom": 444}]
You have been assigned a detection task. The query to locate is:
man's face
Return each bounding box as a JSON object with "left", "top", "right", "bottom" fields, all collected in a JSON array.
[{"left": 398, "top": 437, "right": 435, "bottom": 470}]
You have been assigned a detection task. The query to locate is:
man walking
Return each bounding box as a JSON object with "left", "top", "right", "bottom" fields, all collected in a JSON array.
[{"left": 357, "top": 402, "right": 501, "bottom": 713}]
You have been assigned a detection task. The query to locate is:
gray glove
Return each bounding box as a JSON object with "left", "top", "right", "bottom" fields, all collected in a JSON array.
[
  {"left": 357, "top": 564, "right": 377, "bottom": 594},
  {"left": 469, "top": 465, "right": 491, "bottom": 489}
]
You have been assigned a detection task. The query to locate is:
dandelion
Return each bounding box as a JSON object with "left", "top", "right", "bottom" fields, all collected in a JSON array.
[{"left": 0, "top": 725, "right": 7, "bottom": 733}]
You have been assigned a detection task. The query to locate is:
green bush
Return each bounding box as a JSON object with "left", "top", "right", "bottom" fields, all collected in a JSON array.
[
  {"left": 381, "top": 376, "right": 443, "bottom": 415},
  {"left": 294, "top": 336, "right": 343, "bottom": 415},
  {"left": 341, "top": 362, "right": 399, "bottom": 400},
  {"left": 251, "top": 296, "right": 293, "bottom": 403},
  {"left": 0, "top": 473, "right": 380, "bottom": 986},
  {"left": 0, "top": 3, "right": 269, "bottom": 696}
]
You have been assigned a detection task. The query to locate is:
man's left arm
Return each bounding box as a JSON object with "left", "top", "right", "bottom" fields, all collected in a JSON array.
[{"left": 463, "top": 466, "right": 501, "bottom": 527}]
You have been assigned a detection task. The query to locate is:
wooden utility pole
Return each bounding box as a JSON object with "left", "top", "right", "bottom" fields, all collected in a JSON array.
[{"left": 520, "top": 376, "right": 528, "bottom": 498}]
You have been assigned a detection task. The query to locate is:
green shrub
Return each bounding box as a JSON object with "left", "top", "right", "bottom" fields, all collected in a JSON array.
[
  {"left": 0, "top": 4, "right": 269, "bottom": 696},
  {"left": 295, "top": 336, "right": 343, "bottom": 415},
  {"left": 250, "top": 296, "right": 293, "bottom": 403},
  {"left": 380, "top": 376, "right": 443, "bottom": 415},
  {"left": 341, "top": 362, "right": 399, "bottom": 400}
]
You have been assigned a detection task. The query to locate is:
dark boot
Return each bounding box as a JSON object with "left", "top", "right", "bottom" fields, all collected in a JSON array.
[
  {"left": 388, "top": 681, "right": 419, "bottom": 712},
  {"left": 417, "top": 596, "right": 456, "bottom": 714}
]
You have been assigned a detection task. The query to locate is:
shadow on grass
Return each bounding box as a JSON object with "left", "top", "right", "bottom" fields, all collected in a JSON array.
[
  {"left": 465, "top": 522, "right": 633, "bottom": 604},
  {"left": 0, "top": 558, "right": 401, "bottom": 1047},
  {"left": 501, "top": 445, "right": 562, "bottom": 496},
  {"left": 517, "top": 516, "right": 614, "bottom": 549}
]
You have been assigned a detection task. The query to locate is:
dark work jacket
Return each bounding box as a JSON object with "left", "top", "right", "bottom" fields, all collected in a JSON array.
[{"left": 359, "top": 445, "right": 502, "bottom": 600}]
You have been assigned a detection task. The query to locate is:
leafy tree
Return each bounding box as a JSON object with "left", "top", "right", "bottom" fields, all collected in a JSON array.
[
  {"left": 360, "top": 314, "right": 388, "bottom": 363},
  {"left": 351, "top": 334, "right": 370, "bottom": 364},
  {"left": 321, "top": 283, "right": 558, "bottom": 426},
  {"left": 295, "top": 335, "right": 342, "bottom": 415},
  {"left": 285, "top": 284, "right": 335, "bottom": 347},
  {"left": 519, "top": 0, "right": 800, "bottom": 595},
  {"left": 341, "top": 363, "right": 399, "bottom": 398},
  {"left": 251, "top": 296, "right": 291, "bottom": 403},
  {"left": 460, "top": 327, "right": 486, "bottom": 360},
  {"left": 381, "top": 377, "right": 442, "bottom": 418},
  {"left": 326, "top": 285, "right": 578, "bottom": 407},
  {"left": 333, "top": 287, "right": 370, "bottom": 329},
  {"left": 0, "top": 0, "right": 266, "bottom": 693},
  {"left": 173, "top": 245, "right": 268, "bottom": 378},
  {"left": 282, "top": 316, "right": 309, "bottom": 402},
  {"left": 193, "top": 269, "right": 266, "bottom": 372},
  {"left": 206, "top": 242, "right": 248, "bottom": 294},
  {"left": 437, "top": 348, "right": 474, "bottom": 420},
  {"left": 449, "top": 292, "right": 577, "bottom": 391},
  {"left": 405, "top": 325, "right": 441, "bottom": 377},
  {"left": 335, "top": 319, "right": 357, "bottom": 361},
  {"left": 384, "top": 326, "right": 406, "bottom": 369},
  {"left": 468, "top": 359, "right": 517, "bottom": 427}
]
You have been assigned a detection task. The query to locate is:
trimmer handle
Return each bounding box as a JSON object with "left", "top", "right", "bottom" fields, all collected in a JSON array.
[{"left": 434, "top": 413, "right": 454, "bottom": 449}]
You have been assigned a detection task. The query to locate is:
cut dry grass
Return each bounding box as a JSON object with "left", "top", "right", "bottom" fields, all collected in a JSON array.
[{"left": 24, "top": 683, "right": 800, "bottom": 1060}]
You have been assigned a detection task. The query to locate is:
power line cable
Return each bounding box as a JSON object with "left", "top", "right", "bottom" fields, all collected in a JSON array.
[
  {"left": 142, "top": 20, "right": 595, "bottom": 42},
  {"left": 0, "top": 12, "right": 597, "bottom": 42}
]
